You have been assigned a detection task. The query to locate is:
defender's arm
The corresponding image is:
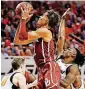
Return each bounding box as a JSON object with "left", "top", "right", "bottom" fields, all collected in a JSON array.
[{"left": 60, "top": 65, "right": 78, "bottom": 88}]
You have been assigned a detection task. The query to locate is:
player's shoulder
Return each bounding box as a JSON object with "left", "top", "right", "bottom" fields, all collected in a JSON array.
[
  {"left": 69, "top": 64, "right": 79, "bottom": 73},
  {"left": 13, "top": 72, "right": 25, "bottom": 80},
  {"left": 36, "top": 27, "right": 51, "bottom": 33},
  {"left": 36, "top": 27, "right": 52, "bottom": 42},
  {"left": 37, "top": 27, "right": 48, "bottom": 31},
  {"left": 70, "top": 64, "right": 79, "bottom": 69}
]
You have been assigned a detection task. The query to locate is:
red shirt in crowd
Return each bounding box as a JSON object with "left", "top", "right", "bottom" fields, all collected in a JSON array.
[{"left": 5, "top": 39, "right": 11, "bottom": 47}]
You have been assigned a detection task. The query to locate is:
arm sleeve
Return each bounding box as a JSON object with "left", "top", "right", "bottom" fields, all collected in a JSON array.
[
  {"left": 13, "top": 20, "right": 29, "bottom": 45},
  {"left": 18, "top": 19, "right": 28, "bottom": 40}
]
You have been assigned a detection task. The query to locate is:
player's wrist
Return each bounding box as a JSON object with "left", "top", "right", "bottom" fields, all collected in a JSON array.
[
  {"left": 21, "top": 17, "right": 31, "bottom": 22},
  {"left": 21, "top": 17, "right": 27, "bottom": 21},
  {"left": 20, "top": 19, "right": 27, "bottom": 23}
]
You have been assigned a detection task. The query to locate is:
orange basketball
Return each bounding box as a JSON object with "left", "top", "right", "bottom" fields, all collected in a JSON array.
[{"left": 15, "top": 2, "right": 33, "bottom": 16}]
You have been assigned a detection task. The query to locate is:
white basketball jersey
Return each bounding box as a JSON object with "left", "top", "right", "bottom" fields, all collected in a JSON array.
[
  {"left": 1, "top": 73, "right": 13, "bottom": 89},
  {"left": 1, "top": 72, "right": 19, "bottom": 89},
  {"left": 57, "top": 59, "right": 85, "bottom": 89},
  {"left": 57, "top": 59, "right": 72, "bottom": 79}
]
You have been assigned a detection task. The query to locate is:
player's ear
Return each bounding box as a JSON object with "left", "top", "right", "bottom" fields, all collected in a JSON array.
[
  {"left": 20, "top": 64, "right": 23, "bottom": 68},
  {"left": 20, "top": 66, "right": 22, "bottom": 69}
]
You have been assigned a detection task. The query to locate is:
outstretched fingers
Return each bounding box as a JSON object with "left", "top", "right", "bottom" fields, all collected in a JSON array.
[
  {"left": 21, "top": 7, "right": 24, "bottom": 14},
  {"left": 62, "top": 8, "right": 70, "bottom": 19}
]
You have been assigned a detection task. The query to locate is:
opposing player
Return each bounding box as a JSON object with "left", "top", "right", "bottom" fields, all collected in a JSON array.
[
  {"left": 59, "top": 48, "right": 85, "bottom": 89},
  {"left": 56, "top": 9, "right": 85, "bottom": 89},
  {"left": 13, "top": 2, "right": 61, "bottom": 89},
  {"left": 1, "top": 57, "right": 37, "bottom": 89}
]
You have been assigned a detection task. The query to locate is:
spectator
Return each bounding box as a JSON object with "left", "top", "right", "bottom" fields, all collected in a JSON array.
[
  {"left": 19, "top": 49, "right": 25, "bottom": 56},
  {"left": 25, "top": 49, "right": 32, "bottom": 56},
  {"left": 10, "top": 43, "right": 16, "bottom": 55},
  {"left": 1, "top": 42, "right": 5, "bottom": 48},
  {"left": 5, "top": 38, "right": 11, "bottom": 47},
  {"left": 6, "top": 49, "right": 12, "bottom": 56},
  {"left": 9, "top": 24, "right": 16, "bottom": 42},
  {"left": 4, "top": 24, "right": 11, "bottom": 33},
  {"left": 1, "top": 48, "right": 8, "bottom": 56},
  {"left": 81, "top": 30, "right": 85, "bottom": 40}
]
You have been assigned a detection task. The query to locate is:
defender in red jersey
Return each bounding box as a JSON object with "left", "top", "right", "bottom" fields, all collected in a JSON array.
[{"left": 14, "top": 3, "right": 61, "bottom": 89}]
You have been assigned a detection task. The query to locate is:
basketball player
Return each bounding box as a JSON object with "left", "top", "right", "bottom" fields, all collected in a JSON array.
[
  {"left": 55, "top": 10, "right": 85, "bottom": 89},
  {"left": 8, "top": 66, "right": 38, "bottom": 89},
  {"left": 13, "top": 2, "right": 62, "bottom": 88},
  {"left": 57, "top": 48, "right": 85, "bottom": 89},
  {"left": 1, "top": 57, "right": 37, "bottom": 89}
]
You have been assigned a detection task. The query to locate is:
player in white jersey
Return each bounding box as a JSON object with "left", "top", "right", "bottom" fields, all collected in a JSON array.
[
  {"left": 57, "top": 59, "right": 84, "bottom": 89},
  {"left": 55, "top": 6, "right": 85, "bottom": 88},
  {"left": 56, "top": 48, "right": 85, "bottom": 89},
  {"left": 1, "top": 57, "right": 37, "bottom": 89}
]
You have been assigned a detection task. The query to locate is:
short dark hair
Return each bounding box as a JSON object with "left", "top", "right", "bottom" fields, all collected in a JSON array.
[
  {"left": 47, "top": 10, "right": 60, "bottom": 28},
  {"left": 73, "top": 48, "right": 85, "bottom": 66},
  {"left": 12, "top": 57, "right": 25, "bottom": 70}
]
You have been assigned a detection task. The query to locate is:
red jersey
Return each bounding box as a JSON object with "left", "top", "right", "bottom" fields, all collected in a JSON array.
[{"left": 34, "top": 38, "right": 54, "bottom": 67}]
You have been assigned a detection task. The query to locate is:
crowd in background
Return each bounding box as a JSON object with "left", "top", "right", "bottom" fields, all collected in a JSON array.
[{"left": 1, "top": 1, "right": 85, "bottom": 56}]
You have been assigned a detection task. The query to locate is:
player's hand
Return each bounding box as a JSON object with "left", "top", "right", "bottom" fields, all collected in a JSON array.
[
  {"left": 21, "top": 4, "right": 33, "bottom": 21},
  {"left": 62, "top": 8, "right": 70, "bottom": 19},
  {"left": 27, "top": 80, "right": 38, "bottom": 88}
]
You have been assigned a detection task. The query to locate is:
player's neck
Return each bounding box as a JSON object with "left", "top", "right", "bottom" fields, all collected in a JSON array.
[
  {"left": 14, "top": 68, "right": 22, "bottom": 73},
  {"left": 41, "top": 24, "right": 50, "bottom": 29}
]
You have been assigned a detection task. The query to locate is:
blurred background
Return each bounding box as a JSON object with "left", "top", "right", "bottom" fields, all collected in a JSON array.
[{"left": 1, "top": 1, "right": 85, "bottom": 79}]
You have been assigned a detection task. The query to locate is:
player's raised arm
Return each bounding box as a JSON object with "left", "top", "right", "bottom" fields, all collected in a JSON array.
[
  {"left": 13, "top": 2, "right": 33, "bottom": 45},
  {"left": 14, "top": 2, "right": 52, "bottom": 45},
  {"left": 56, "top": 18, "right": 65, "bottom": 55},
  {"left": 56, "top": 8, "right": 70, "bottom": 55}
]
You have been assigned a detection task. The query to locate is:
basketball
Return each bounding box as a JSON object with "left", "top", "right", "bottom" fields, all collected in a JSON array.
[{"left": 15, "top": 2, "right": 33, "bottom": 16}]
